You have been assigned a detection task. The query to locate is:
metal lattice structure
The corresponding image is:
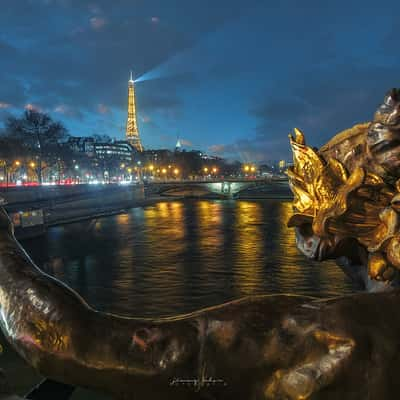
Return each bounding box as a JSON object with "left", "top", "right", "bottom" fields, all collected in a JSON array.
[{"left": 125, "top": 71, "right": 143, "bottom": 152}]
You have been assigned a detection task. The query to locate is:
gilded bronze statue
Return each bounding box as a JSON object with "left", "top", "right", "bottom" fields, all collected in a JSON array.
[
  {"left": 287, "top": 88, "right": 400, "bottom": 290},
  {"left": 1, "top": 90, "right": 400, "bottom": 399}
]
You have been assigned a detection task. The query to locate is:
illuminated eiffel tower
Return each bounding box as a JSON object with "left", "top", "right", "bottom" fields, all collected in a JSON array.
[{"left": 125, "top": 71, "right": 143, "bottom": 151}]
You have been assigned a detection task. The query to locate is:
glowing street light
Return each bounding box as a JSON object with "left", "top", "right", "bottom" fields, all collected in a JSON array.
[
  {"left": 127, "top": 167, "right": 132, "bottom": 173},
  {"left": 120, "top": 163, "right": 125, "bottom": 169},
  {"left": 149, "top": 164, "right": 154, "bottom": 171},
  {"left": 15, "top": 160, "right": 20, "bottom": 166},
  {"left": 30, "top": 162, "right": 36, "bottom": 168},
  {"left": 250, "top": 166, "right": 256, "bottom": 172},
  {"left": 162, "top": 168, "right": 167, "bottom": 174},
  {"left": 204, "top": 167, "right": 209, "bottom": 173},
  {"left": 173, "top": 168, "right": 179, "bottom": 175},
  {"left": 244, "top": 165, "right": 250, "bottom": 172},
  {"left": 212, "top": 167, "right": 217, "bottom": 173}
]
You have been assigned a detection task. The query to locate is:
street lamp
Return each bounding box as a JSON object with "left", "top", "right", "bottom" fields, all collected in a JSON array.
[
  {"left": 120, "top": 163, "right": 125, "bottom": 169},
  {"left": 15, "top": 160, "right": 20, "bottom": 166},
  {"left": 162, "top": 168, "right": 167, "bottom": 181},
  {"left": 30, "top": 162, "right": 36, "bottom": 168},
  {"left": 244, "top": 165, "right": 250, "bottom": 172},
  {"left": 212, "top": 167, "right": 217, "bottom": 173},
  {"left": 204, "top": 167, "right": 208, "bottom": 173},
  {"left": 250, "top": 166, "right": 256, "bottom": 172}
]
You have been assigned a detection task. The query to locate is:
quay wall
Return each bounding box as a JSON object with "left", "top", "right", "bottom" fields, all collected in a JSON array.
[{"left": 0, "top": 184, "right": 145, "bottom": 231}]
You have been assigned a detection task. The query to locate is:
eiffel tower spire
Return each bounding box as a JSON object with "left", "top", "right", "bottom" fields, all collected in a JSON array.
[{"left": 125, "top": 71, "right": 143, "bottom": 151}]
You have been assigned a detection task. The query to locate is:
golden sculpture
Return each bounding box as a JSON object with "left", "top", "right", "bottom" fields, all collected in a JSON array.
[{"left": 287, "top": 88, "right": 400, "bottom": 285}]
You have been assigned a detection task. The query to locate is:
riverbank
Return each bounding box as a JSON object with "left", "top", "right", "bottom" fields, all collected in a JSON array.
[
  {"left": 45, "top": 195, "right": 173, "bottom": 227},
  {"left": 1, "top": 182, "right": 292, "bottom": 236},
  {"left": 1, "top": 184, "right": 146, "bottom": 238}
]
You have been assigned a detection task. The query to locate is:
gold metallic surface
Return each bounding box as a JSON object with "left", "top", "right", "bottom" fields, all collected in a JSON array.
[
  {"left": 126, "top": 73, "right": 143, "bottom": 151},
  {"left": 287, "top": 89, "right": 400, "bottom": 284}
]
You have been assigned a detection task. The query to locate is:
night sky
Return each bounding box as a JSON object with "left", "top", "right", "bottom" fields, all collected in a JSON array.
[{"left": 0, "top": 0, "right": 399, "bottom": 162}]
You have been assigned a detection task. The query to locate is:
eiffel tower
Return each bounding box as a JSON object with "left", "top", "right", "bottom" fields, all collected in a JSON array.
[{"left": 125, "top": 71, "right": 143, "bottom": 151}]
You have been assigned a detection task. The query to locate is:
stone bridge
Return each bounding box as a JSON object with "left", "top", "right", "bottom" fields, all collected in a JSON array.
[{"left": 145, "top": 178, "right": 290, "bottom": 199}]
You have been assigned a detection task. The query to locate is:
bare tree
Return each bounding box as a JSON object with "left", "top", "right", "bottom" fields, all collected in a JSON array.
[
  {"left": 0, "top": 135, "right": 25, "bottom": 186},
  {"left": 6, "top": 110, "right": 68, "bottom": 183}
]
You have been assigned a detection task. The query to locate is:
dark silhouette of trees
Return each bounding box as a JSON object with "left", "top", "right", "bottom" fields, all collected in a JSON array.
[
  {"left": 0, "top": 135, "right": 25, "bottom": 186},
  {"left": 5, "top": 110, "right": 69, "bottom": 183}
]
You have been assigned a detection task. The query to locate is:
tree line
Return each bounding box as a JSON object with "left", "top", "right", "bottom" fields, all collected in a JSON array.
[{"left": 0, "top": 110, "right": 120, "bottom": 185}]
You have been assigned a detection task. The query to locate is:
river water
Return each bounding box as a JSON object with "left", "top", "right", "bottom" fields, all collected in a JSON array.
[{"left": 22, "top": 198, "right": 358, "bottom": 318}]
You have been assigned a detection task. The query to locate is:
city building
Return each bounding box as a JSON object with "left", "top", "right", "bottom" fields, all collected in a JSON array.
[
  {"left": 142, "top": 149, "right": 173, "bottom": 165},
  {"left": 68, "top": 137, "right": 134, "bottom": 163},
  {"left": 125, "top": 71, "right": 143, "bottom": 152},
  {"left": 94, "top": 141, "right": 134, "bottom": 163},
  {"left": 67, "top": 137, "right": 95, "bottom": 155}
]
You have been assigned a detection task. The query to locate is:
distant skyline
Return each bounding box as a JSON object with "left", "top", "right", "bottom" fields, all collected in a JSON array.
[{"left": 0, "top": 0, "right": 399, "bottom": 162}]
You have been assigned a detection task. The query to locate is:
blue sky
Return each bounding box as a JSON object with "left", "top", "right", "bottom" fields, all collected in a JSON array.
[{"left": 0, "top": 0, "right": 399, "bottom": 162}]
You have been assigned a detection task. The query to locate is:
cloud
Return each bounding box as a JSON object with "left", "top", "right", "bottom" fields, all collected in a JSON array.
[
  {"left": 54, "top": 104, "right": 69, "bottom": 113},
  {"left": 0, "top": 39, "right": 18, "bottom": 59},
  {"left": 24, "top": 103, "right": 41, "bottom": 112},
  {"left": 209, "top": 144, "right": 225, "bottom": 153},
  {"left": 88, "top": 3, "right": 102, "bottom": 14},
  {"left": 180, "top": 139, "right": 192, "bottom": 146},
  {"left": 0, "top": 103, "right": 12, "bottom": 109},
  {"left": 140, "top": 114, "right": 151, "bottom": 123},
  {"left": 209, "top": 138, "right": 289, "bottom": 163},
  {"left": 90, "top": 16, "right": 107, "bottom": 30},
  {"left": 150, "top": 16, "right": 159, "bottom": 24},
  {"left": 245, "top": 63, "right": 400, "bottom": 161},
  {"left": 54, "top": 104, "right": 84, "bottom": 119},
  {"left": 208, "top": 62, "right": 400, "bottom": 163},
  {"left": 251, "top": 98, "right": 310, "bottom": 122},
  {"left": 97, "top": 103, "right": 110, "bottom": 114}
]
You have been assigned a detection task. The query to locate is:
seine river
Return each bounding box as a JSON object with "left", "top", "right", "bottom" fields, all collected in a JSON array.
[{"left": 23, "top": 198, "right": 358, "bottom": 318}]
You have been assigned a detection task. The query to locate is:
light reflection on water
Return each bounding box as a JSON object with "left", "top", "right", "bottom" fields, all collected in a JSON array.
[{"left": 22, "top": 199, "right": 358, "bottom": 317}]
